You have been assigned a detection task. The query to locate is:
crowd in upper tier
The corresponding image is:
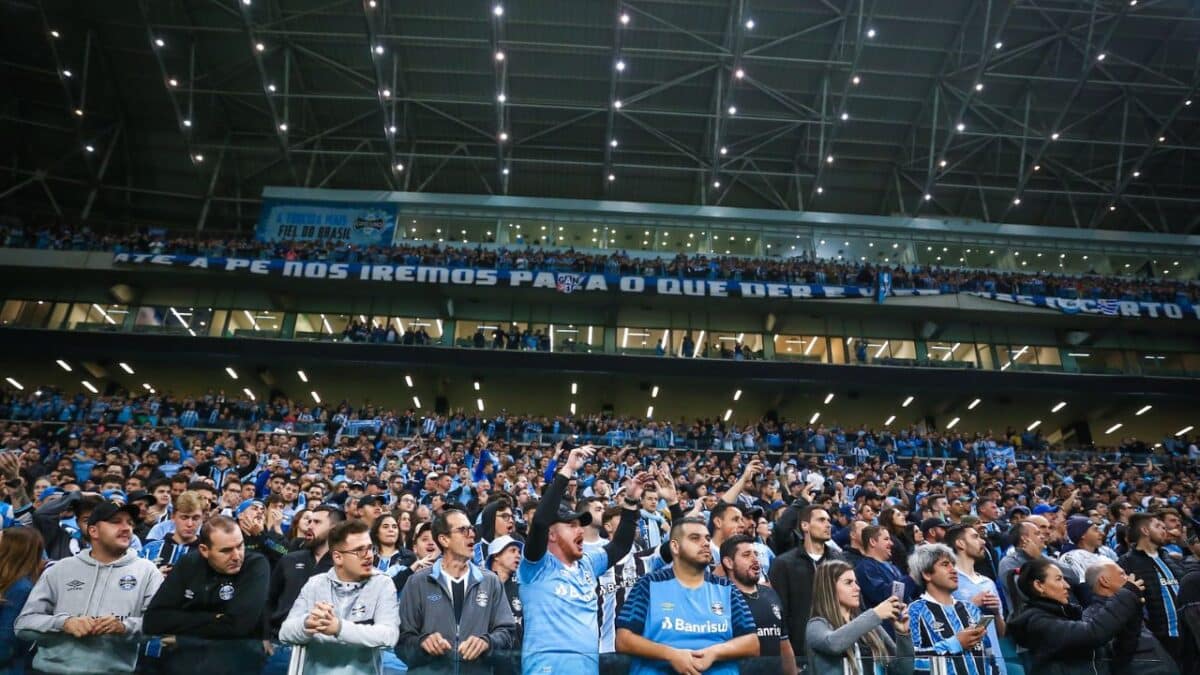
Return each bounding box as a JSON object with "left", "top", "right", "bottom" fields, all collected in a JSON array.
[{"left": 1, "top": 221, "right": 1197, "bottom": 303}]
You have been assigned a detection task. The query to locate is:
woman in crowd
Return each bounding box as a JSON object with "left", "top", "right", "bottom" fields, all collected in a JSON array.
[
  {"left": 880, "top": 507, "right": 914, "bottom": 570},
  {"left": 370, "top": 513, "right": 414, "bottom": 573},
  {"left": 286, "top": 508, "right": 311, "bottom": 550},
  {"left": 1007, "top": 557, "right": 1141, "bottom": 675},
  {"left": 806, "top": 559, "right": 913, "bottom": 675},
  {"left": 395, "top": 507, "right": 416, "bottom": 550},
  {"left": 0, "top": 528, "right": 46, "bottom": 675}
]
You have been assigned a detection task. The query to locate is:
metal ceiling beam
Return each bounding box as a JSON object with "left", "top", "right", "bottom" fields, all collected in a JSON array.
[
  {"left": 704, "top": 0, "right": 747, "bottom": 201},
  {"left": 234, "top": 0, "right": 300, "bottom": 184},
  {"left": 358, "top": 0, "right": 400, "bottom": 189},
  {"left": 488, "top": 1, "right": 509, "bottom": 193}
]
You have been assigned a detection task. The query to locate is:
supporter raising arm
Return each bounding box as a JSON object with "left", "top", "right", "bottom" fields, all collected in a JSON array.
[{"left": 518, "top": 444, "right": 650, "bottom": 675}]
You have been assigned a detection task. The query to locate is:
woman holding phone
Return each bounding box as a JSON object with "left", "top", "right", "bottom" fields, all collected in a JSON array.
[{"left": 806, "top": 560, "right": 914, "bottom": 675}]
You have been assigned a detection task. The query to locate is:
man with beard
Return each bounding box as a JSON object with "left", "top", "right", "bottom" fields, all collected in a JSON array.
[
  {"left": 1060, "top": 515, "right": 1116, "bottom": 580},
  {"left": 15, "top": 501, "right": 164, "bottom": 673},
  {"left": 616, "top": 517, "right": 759, "bottom": 675},
  {"left": 719, "top": 534, "right": 796, "bottom": 675},
  {"left": 267, "top": 505, "right": 345, "bottom": 635},
  {"left": 947, "top": 525, "right": 1006, "bottom": 674},
  {"left": 768, "top": 505, "right": 842, "bottom": 659},
  {"left": 1119, "top": 513, "right": 1186, "bottom": 667},
  {"left": 518, "top": 446, "right": 645, "bottom": 675}
]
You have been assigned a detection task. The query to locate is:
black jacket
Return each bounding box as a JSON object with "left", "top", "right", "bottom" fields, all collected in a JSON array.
[
  {"left": 143, "top": 550, "right": 270, "bottom": 674},
  {"left": 767, "top": 542, "right": 842, "bottom": 660},
  {"left": 1119, "top": 548, "right": 1186, "bottom": 642},
  {"left": 33, "top": 491, "right": 83, "bottom": 561},
  {"left": 267, "top": 547, "right": 332, "bottom": 632},
  {"left": 1008, "top": 588, "right": 1140, "bottom": 675},
  {"left": 1083, "top": 592, "right": 1176, "bottom": 675}
]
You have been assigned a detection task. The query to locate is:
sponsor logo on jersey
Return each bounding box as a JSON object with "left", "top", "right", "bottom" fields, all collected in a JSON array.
[{"left": 660, "top": 616, "right": 730, "bottom": 634}]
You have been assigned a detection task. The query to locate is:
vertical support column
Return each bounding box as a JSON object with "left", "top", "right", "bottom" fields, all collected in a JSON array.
[
  {"left": 916, "top": 340, "right": 929, "bottom": 363},
  {"left": 281, "top": 312, "right": 297, "bottom": 339},
  {"left": 603, "top": 325, "right": 618, "bottom": 354}
]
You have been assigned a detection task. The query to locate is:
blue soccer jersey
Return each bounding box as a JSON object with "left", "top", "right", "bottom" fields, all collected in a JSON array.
[
  {"left": 518, "top": 547, "right": 610, "bottom": 674},
  {"left": 616, "top": 567, "right": 756, "bottom": 675}
]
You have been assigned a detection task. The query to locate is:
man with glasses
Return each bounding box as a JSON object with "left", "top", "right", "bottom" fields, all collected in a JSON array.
[
  {"left": 397, "top": 507, "right": 516, "bottom": 670},
  {"left": 280, "top": 519, "right": 400, "bottom": 674}
]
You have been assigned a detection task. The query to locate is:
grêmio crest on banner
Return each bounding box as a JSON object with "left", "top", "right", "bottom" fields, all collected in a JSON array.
[{"left": 255, "top": 199, "right": 397, "bottom": 247}]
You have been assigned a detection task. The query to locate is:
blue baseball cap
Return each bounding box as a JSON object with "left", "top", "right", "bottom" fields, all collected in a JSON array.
[
  {"left": 39, "top": 487, "right": 64, "bottom": 502},
  {"left": 234, "top": 499, "right": 263, "bottom": 517},
  {"left": 1032, "top": 504, "right": 1059, "bottom": 515}
]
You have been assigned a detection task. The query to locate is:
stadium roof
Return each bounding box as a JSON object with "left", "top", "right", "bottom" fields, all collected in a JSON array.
[{"left": 4, "top": 0, "right": 1199, "bottom": 233}]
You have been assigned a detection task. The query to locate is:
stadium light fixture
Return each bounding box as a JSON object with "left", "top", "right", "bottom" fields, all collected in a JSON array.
[
  {"left": 255, "top": 42, "right": 265, "bottom": 52},
  {"left": 1105, "top": 423, "right": 1123, "bottom": 434},
  {"left": 1051, "top": 401, "right": 1067, "bottom": 412},
  {"left": 884, "top": 415, "right": 896, "bottom": 426},
  {"left": 193, "top": 154, "right": 204, "bottom": 163},
  {"left": 994, "top": 41, "right": 1003, "bottom": 49},
  {"left": 267, "top": 83, "right": 277, "bottom": 92},
  {"left": 374, "top": 45, "right": 384, "bottom": 55},
  {"left": 405, "top": 375, "right": 414, "bottom": 388},
  {"left": 651, "top": 386, "right": 659, "bottom": 398},
  {"left": 154, "top": 38, "right": 165, "bottom": 48},
  {"left": 745, "top": 18, "right": 755, "bottom": 29},
  {"left": 477, "top": 398, "right": 485, "bottom": 412},
  {"left": 733, "top": 389, "right": 742, "bottom": 401},
  {"left": 1135, "top": 405, "right": 1152, "bottom": 416},
  {"left": 182, "top": 119, "right": 192, "bottom": 128},
  {"left": 142, "top": 383, "right": 153, "bottom": 391},
  {"left": 968, "top": 398, "right": 981, "bottom": 410},
  {"left": 646, "top": 406, "right": 654, "bottom": 418},
  {"left": 495, "top": 51, "right": 505, "bottom": 61},
  {"left": 62, "top": 69, "right": 72, "bottom": 78},
  {"left": 719, "top": 146, "right": 727, "bottom": 155},
  {"left": 311, "top": 391, "right": 321, "bottom": 403},
  {"left": 1050, "top": 132, "right": 1060, "bottom": 140},
  {"left": 615, "top": 60, "right": 625, "bottom": 72},
  {"left": 1027, "top": 420, "right": 1042, "bottom": 431},
  {"left": 570, "top": 402, "right": 577, "bottom": 415},
  {"left": 85, "top": 144, "right": 95, "bottom": 153},
  {"left": 412, "top": 396, "right": 421, "bottom": 409},
  {"left": 723, "top": 409, "right": 733, "bottom": 422},
  {"left": 225, "top": 367, "right": 238, "bottom": 379},
  {"left": 620, "top": 12, "right": 630, "bottom": 24},
  {"left": 727, "top": 105, "right": 737, "bottom": 115},
  {"left": 851, "top": 75, "right": 861, "bottom": 85},
  {"left": 243, "top": 388, "right": 255, "bottom": 400},
  {"left": 712, "top": 180, "right": 721, "bottom": 188},
  {"left": 974, "top": 82, "right": 984, "bottom": 92},
  {"left": 81, "top": 380, "right": 99, "bottom": 394},
  {"left": 810, "top": 412, "right": 821, "bottom": 425},
  {"left": 956, "top": 122, "right": 965, "bottom": 132},
  {"left": 297, "top": 370, "right": 308, "bottom": 382},
  {"left": 901, "top": 395, "right": 914, "bottom": 407},
  {"left": 278, "top": 122, "right": 288, "bottom": 132},
  {"left": 74, "top": 109, "right": 83, "bottom": 117},
  {"left": 735, "top": 68, "right": 745, "bottom": 79},
  {"left": 50, "top": 30, "right": 60, "bottom": 38},
  {"left": 493, "top": 4, "right": 504, "bottom": 16},
  {"left": 840, "top": 112, "right": 848, "bottom": 121},
  {"left": 866, "top": 28, "right": 876, "bottom": 38},
  {"left": 924, "top": 194, "right": 932, "bottom": 201},
  {"left": 824, "top": 393, "right": 834, "bottom": 404},
  {"left": 816, "top": 187, "right": 823, "bottom": 194},
  {"left": 1177, "top": 426, "right": 1194, "bottom": 436},
  {"left": 946, "top": 417, "right": 960, "bottom": 429},
  {"left": 56, "top": 359, "right": 72, "bottom": 372},
  {"left": 118, "top": 362, "right": 134, "bottom": 374},
  {"left": 5, "top": 378, "right": 23, "bottom": 390}
]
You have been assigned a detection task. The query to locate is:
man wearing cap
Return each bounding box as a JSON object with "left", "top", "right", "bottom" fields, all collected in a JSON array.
[
  {"left": 16, "top": 501, "right": 164, "bottom": 673},
  {"left": 920, "top": 517, "right": 948, "bottom": 544},
  {"left": 235, "top": 498, "right": 289, "bottom": 568},
  {"left": 141, "top": 491, "right": 204, "bottom": 576},
  {"left": 518, "top": 446, "right": 646, "bottom": 675},
  {"left": 357, "top": 494, "right": 385, "bottom": 527},
  {"left": 487, "top": 535, "right": 524, "bottom": 647},
  {"left": 396, "top": 508, "right": 516, "bottom": 671},
  {"left": 1061, "top": 515, "right": 1115, "bottom": 580}
]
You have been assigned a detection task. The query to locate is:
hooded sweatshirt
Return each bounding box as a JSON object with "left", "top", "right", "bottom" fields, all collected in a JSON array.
[
  {"left": 279, "top": 569, "right": 400, "bottom": 675},
  {"left": 14, "top": 549, "right": 163, "bottom": 674}
]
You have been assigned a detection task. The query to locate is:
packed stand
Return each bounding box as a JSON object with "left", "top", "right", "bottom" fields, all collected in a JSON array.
[
  {"left": 2, "top": 221, "right": 1197, "bottom": 304},
  {"left": 0, "top": 383, "right": 1199, "bottom": 673}
]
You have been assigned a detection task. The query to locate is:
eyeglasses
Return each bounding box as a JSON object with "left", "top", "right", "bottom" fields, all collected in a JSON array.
[
  {"left": 336, "top": 545, "right": 376, "bottom": 559},
  {"left": 449, "top": 526, "right": 475, "bottom": 537},
  {"left": 496, "top": 513, "right": 515, "bottom": 521}
]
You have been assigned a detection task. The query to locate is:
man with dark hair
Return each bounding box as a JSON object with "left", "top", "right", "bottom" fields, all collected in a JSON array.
[
  {"left": 281, "top": 519, "right": 399, "bottom": 673},
  {"left": 616, "top": 517, "right": 759, "bottom": 674},
  {"left": 856, "top": 524, "right": 906, "bottom": 608},
  {"left": 397, "top": 507, "right": 516, "bottom": 670},
  {"left": 33, "top": 490, "right": 104, "bottom": 560},
  {"left": 719, "top": 534, "right": 795, "bottom": 675},
  {"left": 708, "top": 501, "right": 745, "bottom": 567},
  {"left": 768, "top": 504, "right": 841, "bottom": 660},
  {"left": 16, "top": 501, "right": 164, "bottom": 673},
  {"left": 143, "top": 515, "right": 271, "bottom": 674},
  {"left": 487, "top": 535, "right": 524, "bottom": 647},
  {"left": 1120, "top": 513, "right": 1186, "bottom": 667},
  {"left": 947, "top": 524, "right": 1007, "bottom": 673},
  {"left": 268, "top": 504, "right": 346, "bottom": 635},
  {"left": 906, "top": 543, "right": 996, "bottom": 675}
]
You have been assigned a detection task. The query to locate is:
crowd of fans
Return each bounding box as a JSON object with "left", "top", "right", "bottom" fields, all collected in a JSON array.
[
  {"left": 2, "top": 222, "right": 1197, "bottom": 304},
  {"left": 0, "top": 381, "right": 1198, "bottom": 673}
]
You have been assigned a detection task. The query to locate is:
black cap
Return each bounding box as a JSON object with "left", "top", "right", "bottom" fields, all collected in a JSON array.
[
  {"left": 87, "top": 501, "right": 141, "bottom": 526},
  {"left": 126, "top": 490, "right": 155, "bottom": 506},
  {"left": 919, "top": 517, "right": 947, "bottom": 534},
  {"left": 358, "top": 495, "right": 385, "bottom": 507},
  {"left": 348, "top": 481, "right": 365, "bottom": 490},
  {"left": 553, "top": 506, "right": 592, "bottom": 527}
]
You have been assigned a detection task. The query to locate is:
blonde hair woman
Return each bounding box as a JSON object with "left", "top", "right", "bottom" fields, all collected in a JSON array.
[{"left": 805, "top": 559, "right": 914, "bottom": 675}]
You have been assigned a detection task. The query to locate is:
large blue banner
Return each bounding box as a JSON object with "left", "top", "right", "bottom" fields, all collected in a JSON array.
[
  {"left": 255, "top": 199, "right": 396, "bottom": 246},
  {"left": 110, "top": 253, "right": 943, "bottom": 301},
  {"left": 969, "top": 291, "right": 1199, "bottom": 320}
]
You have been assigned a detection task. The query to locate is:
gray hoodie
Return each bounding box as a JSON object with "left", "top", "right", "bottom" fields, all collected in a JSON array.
[
  {"left": 279, "top": 569, "right": 400, "bottom": 675},
  {"left": 14, "top": 548, "right": 163, "bottom": 674}
]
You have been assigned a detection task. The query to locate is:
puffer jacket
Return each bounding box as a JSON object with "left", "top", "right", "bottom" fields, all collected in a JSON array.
[{"left": 1008, "top": 586, "right": 1140, "bottom": 675}]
